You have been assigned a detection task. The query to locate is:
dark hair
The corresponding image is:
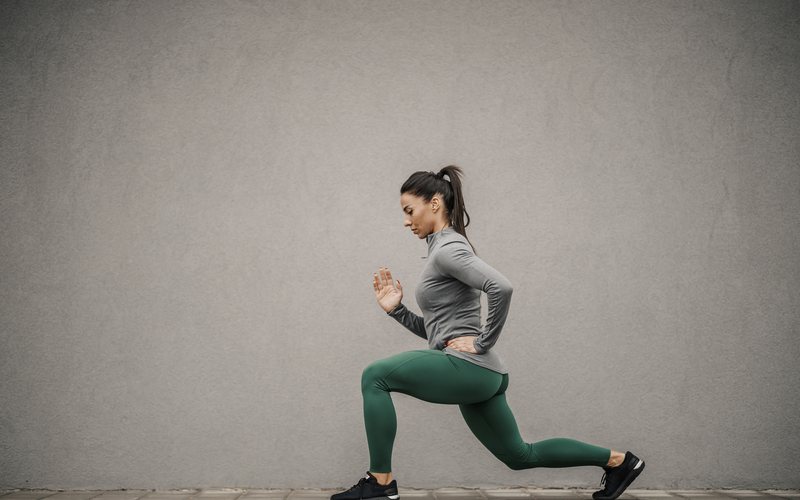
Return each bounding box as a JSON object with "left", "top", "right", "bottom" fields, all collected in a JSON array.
[{"left": 400, "top": 164, "right": 477, "bottom": 255}]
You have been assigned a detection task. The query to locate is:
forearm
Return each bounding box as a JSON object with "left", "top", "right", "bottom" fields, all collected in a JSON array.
[
  {"left": 386, "top": 302, "right": 428, "bottom": 340},
  {"left": 473, "top": 280, "right": 513, "bottom": 353}
]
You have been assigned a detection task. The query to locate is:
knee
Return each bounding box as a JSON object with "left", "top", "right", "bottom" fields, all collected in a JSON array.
[
  {"left": 503, "top": 458, "right": 532, "bottom": 471},
  {"left": 361, "top": 360, "right": 388, "bottom": 392},
  {"left": 495, "top": 453, "right": 527, "bottom": 470},
  {"left": 499, "top": 456, "right": 534, "bottom": 471},
  {"left": 495, "top": 447, "right": 536, "bottom": 471}
]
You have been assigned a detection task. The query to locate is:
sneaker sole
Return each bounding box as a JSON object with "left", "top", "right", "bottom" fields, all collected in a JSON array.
[
  {"left": 331, "top": 495, "right": 398, "bottom": 500},
  {"left": 593, "top": 459, "right": 645, "bottom": 500}
]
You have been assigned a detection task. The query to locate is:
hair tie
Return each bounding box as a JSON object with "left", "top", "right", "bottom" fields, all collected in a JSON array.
[{"left": 436, "top": 171, "right": 450, "bottom": 182}]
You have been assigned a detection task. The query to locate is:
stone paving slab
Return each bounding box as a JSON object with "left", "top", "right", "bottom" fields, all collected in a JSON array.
[
  {"left": 237, "top": 491, "right": 291, "bottom": 500},
  {"left": 526, "top": 490, "right": 592, "bottom": 499},
  {"left": 625, "top": 491, "right": 679, "bottom": 499},
  {"left": 284, "top": 491, "right": 333, "bottom": 500},
  {"left": 664, "top": 490, "right": 795, "bottom": 500},
  {"left": 432, "top": 488, "right": 484, "bottom": 500},
  {"left": 397, "top": 489, "right": 435, "bottom": 500},
  {"left": 482, "top": 488, "right": 531, "bottom": 499},
  {"left": 667, "top": 490, "right": 737, "bottom": 499},
  {"left": 37, "top": 495, "right": 103, "bottom": 500},
  {"left": 90, "top": 493, "right": 153, "bottom": 500},
  {"left": 192, "top": 490, "right": 245, "bottom": 500},
  {"left": 1, "top": 490, "right": 796, "bottom": 500},
  {"left": 763, "top": 493, "right": 800, "bottom": 500},
  {"left": 0, "top": 493, "right": 62, "bottom": 500},
  {"left": 712, "top": 491, "right": 782, "bottom": 499},
  {"left": 138, "top": 492, "right": 197, "bottom": 500},
  {"left": 191, "top": 496, "right": 240, "bottom": 500}
]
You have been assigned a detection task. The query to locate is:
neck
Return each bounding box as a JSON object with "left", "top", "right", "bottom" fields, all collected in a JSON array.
[{"left": 433, "top": 220, "right": 451, "bottom": 232}]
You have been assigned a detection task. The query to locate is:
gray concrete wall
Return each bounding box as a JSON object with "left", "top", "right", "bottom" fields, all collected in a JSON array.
[{"left": 1, "top": 0, "right": 798, "bottom": 491}]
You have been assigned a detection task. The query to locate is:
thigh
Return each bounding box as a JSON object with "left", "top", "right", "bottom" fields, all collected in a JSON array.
[
  {"left": 459, "top": 387, "right": 526, "bottom": 456},
  {"left": 367, "top": 350, "right": 503, "bottom": 405}
]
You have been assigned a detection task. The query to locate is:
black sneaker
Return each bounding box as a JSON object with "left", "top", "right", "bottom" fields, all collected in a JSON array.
[
  {"left": 592, "top": 451, "right": 645, "bottom": 500},
  {"left": 330, "top": 471, "right": 399, "bottom": 500}
]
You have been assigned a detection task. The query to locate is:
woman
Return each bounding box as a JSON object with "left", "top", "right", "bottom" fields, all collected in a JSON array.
[{"left": 331, "top": 165, "right": 645, "bottom": 500}]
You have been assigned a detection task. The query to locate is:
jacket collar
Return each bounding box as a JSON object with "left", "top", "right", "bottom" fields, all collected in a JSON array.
[{"left": 425, "top": 225, "right": 456, "bottom": 256}]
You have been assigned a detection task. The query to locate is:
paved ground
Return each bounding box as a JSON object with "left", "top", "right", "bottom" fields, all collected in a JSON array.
[{"left": 1, "top": 488, "right": 799, "bottom": 500}]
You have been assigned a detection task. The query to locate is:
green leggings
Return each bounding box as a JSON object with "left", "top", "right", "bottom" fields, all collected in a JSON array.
[{"left": 361, "top": 349, "right": 611, "bottom": 473}]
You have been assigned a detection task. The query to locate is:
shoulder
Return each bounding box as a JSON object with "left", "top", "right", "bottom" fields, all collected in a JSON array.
[
  {"left": 437, "top": 231, "right": 472, "bottom": 253},
  {"left": 432, "top": 233, "right": 473, "bottom": 265},
  {"left": 440, "top": 230, "right": 468, "bottom": 247}
]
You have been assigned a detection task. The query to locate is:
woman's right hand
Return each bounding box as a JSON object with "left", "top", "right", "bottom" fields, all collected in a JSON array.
[{"left": 373, "top": 266, "right": 403, "bottom": 313}]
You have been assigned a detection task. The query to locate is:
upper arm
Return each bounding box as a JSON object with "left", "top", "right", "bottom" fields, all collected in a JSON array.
[{"left": 433, "top": 241, "right": 513, "bottom": 294}]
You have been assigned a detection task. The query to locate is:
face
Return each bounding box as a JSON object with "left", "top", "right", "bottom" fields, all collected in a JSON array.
[{"left": 400, "top": 192, "right": 444, "bottom": 239}]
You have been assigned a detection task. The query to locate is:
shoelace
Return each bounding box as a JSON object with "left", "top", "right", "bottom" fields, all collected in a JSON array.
[
  {"left": 344, "top": 477, "right": 369, "bottom": 493},
  {"left": 599, "top": 465, "right": 618, "bottom": 492}
]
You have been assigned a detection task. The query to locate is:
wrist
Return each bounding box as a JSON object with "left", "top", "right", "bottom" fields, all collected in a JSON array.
[{"left": 386, "top": 303, "right": 402, "bottom": 314}]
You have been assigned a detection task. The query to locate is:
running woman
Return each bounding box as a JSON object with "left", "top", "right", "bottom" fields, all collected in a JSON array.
[{"left": 331, "top": 165, "right": 644, "bottom": 500}]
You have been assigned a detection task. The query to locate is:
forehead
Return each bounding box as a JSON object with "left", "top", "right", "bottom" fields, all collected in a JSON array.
[{"left": 400, "top": 192, "right": 421, "bottom": 207}]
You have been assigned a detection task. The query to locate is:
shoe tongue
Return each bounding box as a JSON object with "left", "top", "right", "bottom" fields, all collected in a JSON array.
[{"left": 365, "top": 472, "right": 375, "bottom": 480}]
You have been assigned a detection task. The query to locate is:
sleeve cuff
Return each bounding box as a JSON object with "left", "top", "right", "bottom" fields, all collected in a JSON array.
[
  {"left": 473, "top": 337, "right": 487, "bottom": 354},
  {"left": 387, "top": 303, "right": 405, "bottom": 315}
]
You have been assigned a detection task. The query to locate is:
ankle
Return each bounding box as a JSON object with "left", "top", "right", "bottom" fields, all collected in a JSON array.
[
  {"left": 606, "top": 451, "right": 625, "bottom": 468},
  {"left": 370, "top": 472, "right": 393, "bottom": 486}
]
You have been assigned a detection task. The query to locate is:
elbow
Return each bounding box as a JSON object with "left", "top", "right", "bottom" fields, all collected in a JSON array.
[
  {"left": 499, "top": 279, "right": 513, "bottom": 298},
  {"left": 472, "top": 337, "right": 487, "bottom": 354},
  {"left": 483, "top": 276, "right": 513, "bottom": 302}
]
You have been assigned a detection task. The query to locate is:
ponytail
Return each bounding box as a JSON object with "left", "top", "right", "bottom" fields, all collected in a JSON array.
[{"left": 400, "top": 164, "right": 477, "bottom": 255}]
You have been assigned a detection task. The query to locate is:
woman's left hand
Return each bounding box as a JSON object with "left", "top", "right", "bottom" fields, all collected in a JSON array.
[{"left": 444, "top": 336, "right": 479, "bottom": 353}]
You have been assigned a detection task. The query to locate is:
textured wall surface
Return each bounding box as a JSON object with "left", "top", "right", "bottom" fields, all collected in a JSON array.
[{"left": 1, "top": 0, "right": 798, "bottom": 491}]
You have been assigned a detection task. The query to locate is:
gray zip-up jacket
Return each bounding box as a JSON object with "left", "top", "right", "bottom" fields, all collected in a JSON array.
[{"left": 386, "top": 225, "right": 513, "bottom": 374}]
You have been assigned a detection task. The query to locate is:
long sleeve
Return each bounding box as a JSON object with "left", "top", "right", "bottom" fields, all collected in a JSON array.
[
  {"left": 432, "top": 240, "right": 513, "bottom": 354},
  {"left": 386, "top": 302, "right": 428, "bottom": 340}
]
